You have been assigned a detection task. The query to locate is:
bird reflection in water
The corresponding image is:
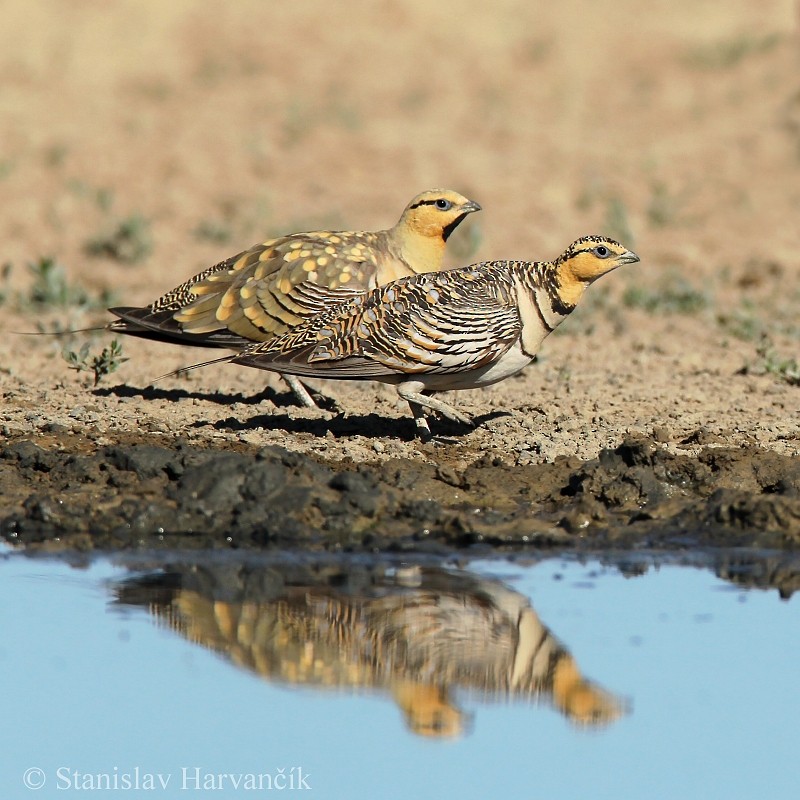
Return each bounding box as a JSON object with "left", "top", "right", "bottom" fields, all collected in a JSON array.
[{"left": 115, "top": 560, "right": 626, "bottom": 737}]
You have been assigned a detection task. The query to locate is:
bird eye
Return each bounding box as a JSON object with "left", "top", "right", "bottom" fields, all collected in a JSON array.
[
  {"left": 593, "top": 245, "right": 610, "bottom": 258},
  {"left": 435, "top": 198, "right": 452, "bottom": 210}
]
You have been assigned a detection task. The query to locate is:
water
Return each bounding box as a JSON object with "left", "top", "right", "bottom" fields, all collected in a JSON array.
[{"left": 1, "top": 550, "right": 797, "bottom": 799}]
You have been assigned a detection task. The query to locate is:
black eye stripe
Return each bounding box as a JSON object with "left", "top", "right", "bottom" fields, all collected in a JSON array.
[{"left": 409, "top": 199, "right": 448, "bottom": 210}]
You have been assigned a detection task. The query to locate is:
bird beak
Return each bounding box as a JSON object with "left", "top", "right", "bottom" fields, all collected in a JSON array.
[
  {"left": 618, "top": 249, "right": 640, "bottom": 265},
  {"left": 461, "top": 200, "right": 482, "bottom": 214}
]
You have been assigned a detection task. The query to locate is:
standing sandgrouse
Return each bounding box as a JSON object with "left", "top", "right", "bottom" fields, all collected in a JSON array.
[
  {"left": 185, "top": 236, "right": 638, "bottom": 436},
  {"left": 108, "top": 189, "right": 481, "bottom": 406}
]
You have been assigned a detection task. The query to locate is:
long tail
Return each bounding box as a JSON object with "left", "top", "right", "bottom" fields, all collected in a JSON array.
[
  {"left": 12, "top": 325, "right": 108, "bottom": 336},
  {"left": 14, "top": 307, "right": 252, "bottom": 350},
  {"left": 153, "top": 353, "right": 239, "bottom": 382}
]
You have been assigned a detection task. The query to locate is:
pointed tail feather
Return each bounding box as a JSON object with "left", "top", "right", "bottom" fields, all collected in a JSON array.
[
  {"left": 11, "top": 324, "right": 109, "bottom": 336},
  {"left": 152, "top": 353, "right": 239, "bottom": 383}
]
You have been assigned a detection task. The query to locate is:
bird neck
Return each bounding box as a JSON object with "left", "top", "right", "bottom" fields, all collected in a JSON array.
[
  {"left": 513, "top": 260, "right": 579, "bottom": 320},
  {"left": 507, "top": 261, "right": 575, "bottom": 358},
  {"left": 555, "top": 258, "right": 590, "bottom": 308},
  {"left": 390, "top": 224, "right": 447, "bottom": 275}
]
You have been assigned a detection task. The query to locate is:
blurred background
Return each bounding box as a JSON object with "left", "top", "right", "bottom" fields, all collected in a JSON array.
[{"left": 0, "top": 0, "right": 797, "bottom": 381}]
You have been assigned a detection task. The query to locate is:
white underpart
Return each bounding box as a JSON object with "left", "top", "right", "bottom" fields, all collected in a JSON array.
[{"left": 391, "top": 340, "right": 533, "bottom": 392}]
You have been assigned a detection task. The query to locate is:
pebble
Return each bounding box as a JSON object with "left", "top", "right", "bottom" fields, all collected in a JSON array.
[{"left": 652, "top": 426, "right": 671, "bottom": 443}]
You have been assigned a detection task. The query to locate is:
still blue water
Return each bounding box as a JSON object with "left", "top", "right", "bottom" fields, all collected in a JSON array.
[{"left": 1, "top": 550, "right": 797, "bottom": 799}]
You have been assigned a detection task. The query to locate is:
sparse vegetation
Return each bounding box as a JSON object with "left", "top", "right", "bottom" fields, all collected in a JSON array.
[
  {"left": 85, "top": 214, "right": 152, "bottom": 264},
  {"left": 622, "top": 274, "right": 709, "bottom": 314},
  {"left": 21, "top": 257, "right": 115, "bottom": 311},
  {"left": 62, "top": 339, "right": 128, "bottom": 386},
  {"left": 44, "top": 143, "right": 69, "bottom": 168},
  {"left": 684, "top": 33, "right": 780, "bottom": 70},
  {"left": 67, "top": 179, "right": 115, "bottom": 212},
  {"left": 194, "top": 218, "right": 235, "bottom": 244},
  {"left": 0, "top": 257, "right": 115, "bottom": 315},
  {"left": 717, "top": 301, "right": 763, "bottom": 341},
  {"left": 193, "top": 198, "right": 250, "bottom": 244},
  {"left": 0, "top": 262, "right": 12, "bottom": 306},
  {"left": 0, "top": 158, "right": 15, "bottom": 180},
  {"left": 193, "top": 196, "right": 260, "bottom": 245},
  {"left": 26, "top": 257, "right": 91, "bottom": 308},
  {"left": 750, "top": 335, "right": 800, "bottom": 386}
]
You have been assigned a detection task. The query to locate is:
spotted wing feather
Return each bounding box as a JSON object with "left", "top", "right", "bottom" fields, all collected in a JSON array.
[
  {"left": 110, "top": 234, "right": 372, "bottom": 348},
  {"left": 168, "top": 231, "right": 386, "bottom": 340}
]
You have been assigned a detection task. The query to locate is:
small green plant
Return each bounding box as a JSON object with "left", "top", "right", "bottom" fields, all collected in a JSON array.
[
  {"left": 27, "top": 257, "right": 91, "bottom": 307},
  {"left": 193, "top": 196, "right": 256, "bottom": 244},
  {"left": 19, "top": 257, "right": 115, "bottom": 311},
  {"left": 0, "top": 261, "right": 12, "bottom": 306},
  {"left": 62, "top": 339, "right": 129, "bottom": 386},
  {"left": 753, "top": 335, "right": 799, "bottom": 386},
  {"left": 0, "top": 158, "right": 15, "bottom": 180},
  {"left": 67, "top": 179, "right": 114, "bottom": 211},
  {"left": 684, "top": 33, "right": 780, "bottom": 70},
  {"left": 85, "top": 214, "right": 152, "bottom": 264},
  {"left": 622, "top": 274, "right": 709, "bottom": 314},
  {"left": 44, "top": 143, "right": 69, "bottom": 168},
  {"left": 717, "top": 301, "right": 763, "bottom": 341},
  {"left": 194, "top": 218, "right": 234, "bottom": 244}
]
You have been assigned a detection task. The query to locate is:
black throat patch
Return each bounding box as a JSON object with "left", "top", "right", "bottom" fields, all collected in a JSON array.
[{"left": 442, "top": 213, "right": 468, "bottom": 242}]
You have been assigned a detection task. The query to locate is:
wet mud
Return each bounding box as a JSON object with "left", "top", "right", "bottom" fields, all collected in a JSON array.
[{"left": 2, "top": 432, "right": 799, "bottom": 559}]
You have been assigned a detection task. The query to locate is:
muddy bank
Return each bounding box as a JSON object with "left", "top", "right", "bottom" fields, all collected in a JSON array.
[{"left": 2, "top": 432, "right": 798, "bottom": 553}]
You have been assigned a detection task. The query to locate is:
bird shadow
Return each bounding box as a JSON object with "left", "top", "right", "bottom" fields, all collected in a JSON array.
[
  {"left": 196, "top": 409, "right": 511, "bottom": 442},
  {"left": 93, "top": 383, "right": 341, "bottom": 411},
  {"left": 93, "top": 383, "right": 511, "bottom": 442}
]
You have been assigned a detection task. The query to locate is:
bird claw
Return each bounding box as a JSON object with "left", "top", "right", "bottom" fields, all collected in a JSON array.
[{"left": 439, "top": 408, "right": 474, "bottom": 427}]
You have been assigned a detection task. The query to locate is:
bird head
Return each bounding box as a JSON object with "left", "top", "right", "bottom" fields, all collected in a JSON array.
[
  {"left": 551, "top": 235, "right": 639, "bottom": 308},
  {"left": 397, "top": 189, "right": 482, "bottom": 242},
  {"left": 557, "top": 235, "right": 640, "bottom": 283}
]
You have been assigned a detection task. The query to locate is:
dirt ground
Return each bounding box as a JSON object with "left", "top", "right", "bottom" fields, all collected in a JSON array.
[{"left": 0, "top": 0, "right": 798, "bottom": 553}]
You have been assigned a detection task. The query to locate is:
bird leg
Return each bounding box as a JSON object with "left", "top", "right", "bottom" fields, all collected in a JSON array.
[
  {"left": 283, "top": 375, "right": 318, "bottom": 409},
  {"left": 397, "top": 385, "right": 474, "bottom": 434}
]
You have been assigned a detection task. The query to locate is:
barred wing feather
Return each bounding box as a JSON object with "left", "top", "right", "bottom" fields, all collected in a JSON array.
[{"left": 233, "top": 268, "right": 523, "bottom": 378}]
